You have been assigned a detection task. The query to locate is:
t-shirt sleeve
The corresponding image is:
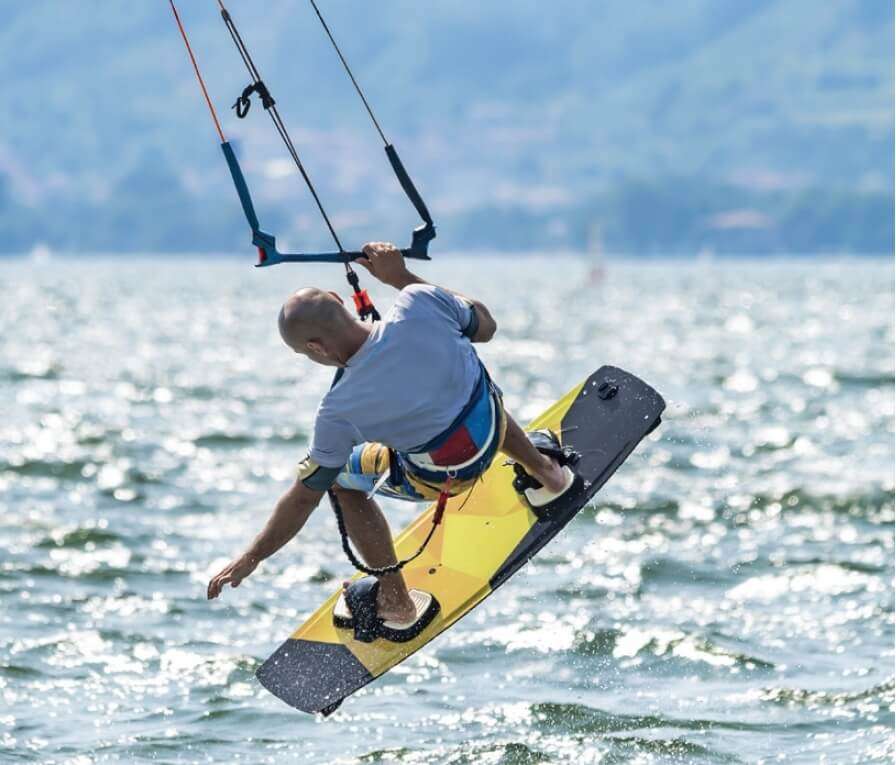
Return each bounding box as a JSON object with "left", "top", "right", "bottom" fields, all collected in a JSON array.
[
  {"left": 403, "top": 284, "right": 477, "bottom": 337},
  {"left": 300, "top": 409, "right": 355, "bottom": 490},
  {"left": 297, "top": 455, "right": 342, "bottom": 491},
  {"left": 308, "top": 408, "right": 356, "bottom": 469}
]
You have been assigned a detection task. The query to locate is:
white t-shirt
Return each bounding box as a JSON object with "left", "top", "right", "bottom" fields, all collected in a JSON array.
[{"left": 308, "top": 284, "right": 481, "bottom": 469}]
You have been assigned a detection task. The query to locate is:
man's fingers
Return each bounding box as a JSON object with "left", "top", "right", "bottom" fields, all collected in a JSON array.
[
  {"left": 208, "top": 569, "right": 232, "bottom": 599},
  {"left": 207, "top": 556, "right": 257, "bottom": 599},
  {"left": 362, "top": 242, "right": 394, "bottom": 257},
  {"left": 208, "top": 577, "right": 223, "bottom": 599}
]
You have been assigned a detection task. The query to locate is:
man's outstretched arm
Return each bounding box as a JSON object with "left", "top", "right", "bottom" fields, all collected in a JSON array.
[
  {"left": 359, "top": 241, "right": 497, "bottom": 342},
  {"left": 207, "top": 479, "right": 324, "bottom": 599}
]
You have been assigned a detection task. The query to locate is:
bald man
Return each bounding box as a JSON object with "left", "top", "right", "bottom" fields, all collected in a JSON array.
[{"left": 208, "top": 243, "right": 577, "bottom": 642}]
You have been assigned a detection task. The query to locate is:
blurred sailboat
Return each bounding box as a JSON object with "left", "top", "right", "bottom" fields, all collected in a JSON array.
[
  {"left": 586, "top": 222, "right": 606, "bottom": 285},
  {"left": 28, "top": 243, "right": 53, "bottom": 263}
]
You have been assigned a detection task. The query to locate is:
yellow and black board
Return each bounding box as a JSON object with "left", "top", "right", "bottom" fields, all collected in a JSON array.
[{"left": 257, "top": 365, "right": 665, "bottom": 714}]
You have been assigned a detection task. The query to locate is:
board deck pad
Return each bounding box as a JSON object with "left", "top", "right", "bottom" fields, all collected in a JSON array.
[{"left": 256, "top": 366, "right": 665, "bottom": 714}]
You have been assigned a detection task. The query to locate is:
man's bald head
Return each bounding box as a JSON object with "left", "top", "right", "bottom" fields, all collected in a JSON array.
[
  {"left": 278, "top": 288, "right": 368, "bottom": 367},
  {"left": 278, "top": 288, "right": 354, "bottom": 348}
]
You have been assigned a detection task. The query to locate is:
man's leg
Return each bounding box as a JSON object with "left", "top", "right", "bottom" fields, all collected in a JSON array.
[
  {"left": 500, "top": 413, "right": 569, "bottom": 492},
  {"left": 330, "top": 485, "right": 418, "bottom": 623}
]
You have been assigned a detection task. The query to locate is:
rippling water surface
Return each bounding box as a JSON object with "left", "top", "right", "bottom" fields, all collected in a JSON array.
[{"left": 1, "top": 257, "right": 893, "bottom": 764}]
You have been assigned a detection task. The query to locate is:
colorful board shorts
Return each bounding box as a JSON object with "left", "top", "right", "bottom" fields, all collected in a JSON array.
[{"left": 300, "top": 369, "right": 506, "bottom": 502}]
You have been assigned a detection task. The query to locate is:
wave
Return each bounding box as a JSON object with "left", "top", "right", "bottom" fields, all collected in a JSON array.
[
  {"left": 771, "top": 557, "right": 887, "bottom": 574},
  {"left": 0, "top": 364, "right": 62, "bottom": 381},
  {"left": 585, "top": 487, "right": 894, "bottom": 525},
  {"left": 193, "top": 433, "right": 256, "bottom": 447},
  {"left": 639, "top": 556, "right": 741, "bottom": 587},
  {"left": 10, "top": 562, "right": 136, "bottom": 582},
  {"left": 580, "top": 497, "right": 680, "bottom": 517},
  {"left": 834, "top": 370, "right": 895, "bottom": 387},
  {"left": 0, "top": 663, "right": 44, "bottom": 678},
  {"left": 529, "top": 701, "right": 784, "bottom": 735},
  {"left": 193, "top": 430, "right": 307, "bottom": 447},
  {"left": 744, "top": 487, "right": 895, "bottom": 523},
  {"left": 572, "top": 627, "right": 776, "bottom": 671},
  {"left": 759, "top": 678, "right": 895, "bottom": 707},
  {"left": 599, "top": 735, "right": 736, "bottom": 762},
  {"left": 0, "top": 458, "right": 90, "bottom": 480},
  {"left": 572, "top": 627, "right": 623, "bottom": 657},
  {"left": 35, "top": 527, "right": 123, "bottom": 549}
]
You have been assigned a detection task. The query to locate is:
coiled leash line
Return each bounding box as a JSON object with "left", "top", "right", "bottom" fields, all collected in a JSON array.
[{"left": 327, "top": 477, "right": 478, "bottom": 576}]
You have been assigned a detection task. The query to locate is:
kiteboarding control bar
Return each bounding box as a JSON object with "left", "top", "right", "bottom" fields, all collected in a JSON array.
[{"left": 169, "top": 0, "right": 435, "bottom": 274}]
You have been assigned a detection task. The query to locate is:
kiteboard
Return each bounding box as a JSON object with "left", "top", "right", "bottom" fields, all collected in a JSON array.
[{"left": 256, "top": 365, "right": 665, "bottom": 715}]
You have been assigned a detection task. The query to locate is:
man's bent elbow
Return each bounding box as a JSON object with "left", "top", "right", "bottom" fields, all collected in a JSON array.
[{"left": 474, "top": 314, "right": 497, "bottom": 343}]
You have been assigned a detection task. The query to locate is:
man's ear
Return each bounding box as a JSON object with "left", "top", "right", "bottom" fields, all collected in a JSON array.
[{"left": 306, "top": 340, "right": 326, "bottom": 357}]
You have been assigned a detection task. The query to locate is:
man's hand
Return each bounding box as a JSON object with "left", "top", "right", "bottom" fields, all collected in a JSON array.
[
  {"left": 205, "top": 480, "right": 323, "bottom": 603},
  {"left": 358, "top": 242, "right": 421, "bottom": 290},
  {"left": 360, "top": 240, "right": 497, "bottom": 341},
  {"left": 207, "top": 553, "right": 259, "bottom": 599}
]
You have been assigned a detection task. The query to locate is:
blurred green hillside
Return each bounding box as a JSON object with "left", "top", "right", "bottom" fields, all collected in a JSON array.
[{"left": 0, "top": 0, "right": 892, "bottom": 255}]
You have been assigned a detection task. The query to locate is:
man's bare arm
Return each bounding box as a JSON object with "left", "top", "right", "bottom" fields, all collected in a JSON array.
[
  {"left": 359, "top": 242, "right": 497, "bottom": 342},
  {"left": 207, "top": 479, "right": 324, "bottom": 599}
]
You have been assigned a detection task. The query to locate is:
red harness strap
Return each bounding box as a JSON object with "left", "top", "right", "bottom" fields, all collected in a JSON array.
[{"left": 433, "top": 477, "right": 453, "bottom": 525}]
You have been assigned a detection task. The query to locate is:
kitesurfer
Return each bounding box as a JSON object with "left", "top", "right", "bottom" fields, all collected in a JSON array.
[{"left": 207, "top": 243, "right": 576, "bottom": 639}]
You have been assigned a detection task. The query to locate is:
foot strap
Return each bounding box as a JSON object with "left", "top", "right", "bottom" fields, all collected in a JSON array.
[
  {"left": 523, "top": 465, "right": 578, "bottom": 508},
  {"left": 333, "top": 577, "right": 441, "bottom": 643},
  {"left": 339, "top": 578, "right": 382, "bottom": 643},
  {"left": 511, "top": 430, "right": 582, "bottom": 512}
]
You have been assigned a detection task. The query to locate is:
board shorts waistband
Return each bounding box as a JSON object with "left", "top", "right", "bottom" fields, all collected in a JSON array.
[
  {"left": 333, "top": 369, "right": 506, "bottom": 502},
  {"left": 400, "top": 368, "right": 505, "bottom": 484}
]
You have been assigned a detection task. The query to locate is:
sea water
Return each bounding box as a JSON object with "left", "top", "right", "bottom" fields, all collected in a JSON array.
[{"left": 0, "top": 256, "right": 893, "bottom": 764}]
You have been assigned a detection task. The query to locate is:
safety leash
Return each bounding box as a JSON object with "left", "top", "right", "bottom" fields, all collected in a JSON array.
[{"left": 327, "top": 480, "right": 454, "bottom": 576}]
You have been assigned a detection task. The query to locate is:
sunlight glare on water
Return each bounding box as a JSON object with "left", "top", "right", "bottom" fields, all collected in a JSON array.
[{"left": 0, "top": 256, "right": 893, "bottom": 763}]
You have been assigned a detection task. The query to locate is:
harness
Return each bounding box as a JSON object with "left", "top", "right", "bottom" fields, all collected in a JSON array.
[
  {"left": 398, "top": 367, "right": 504, "bottom": 489},
  {"left": 330, "top": 366, "right": 505, "bottom": 579}
]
